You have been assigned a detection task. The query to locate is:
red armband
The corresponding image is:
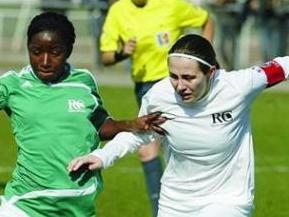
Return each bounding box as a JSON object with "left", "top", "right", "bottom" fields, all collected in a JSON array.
[{"left": 261, "top": 60, "right": 286, "bottom": 87}]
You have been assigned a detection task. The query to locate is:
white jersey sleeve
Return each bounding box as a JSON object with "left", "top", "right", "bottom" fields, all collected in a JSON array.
[
  {"left": 272, "top": 57, "right": 289, "bottom": 80},
  {"left": 224, "top": 56, "right": 289, "bottom": 99},
  {"left": 91, "top": 84, "right": 164, "bottom": 168},
  {"left": 91, "top": 132, "right": 155, "bottom": 168},
  {"left": 258, "top": 57, "right": 289, "bottom": 87}
]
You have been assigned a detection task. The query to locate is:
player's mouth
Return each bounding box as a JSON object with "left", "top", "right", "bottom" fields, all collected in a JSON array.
[
  {"left": 179, "top": 92, "right": 192, "bottom": 100},
  {"left": 37, "top": 70, "right": 55, "bottom": 80},
  {"left": 39, "top": 70, "right": 54, "bottom": 75},
  {"left": 181, "top": 95, "right": 192, "bottom": 101}
]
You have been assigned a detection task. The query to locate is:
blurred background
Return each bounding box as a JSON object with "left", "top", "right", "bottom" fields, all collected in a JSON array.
[{"left": 0, "top": 0, "right": 288, "bottom": 84}]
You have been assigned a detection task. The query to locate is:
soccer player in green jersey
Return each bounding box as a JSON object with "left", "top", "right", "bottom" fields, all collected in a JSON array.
[{"left": 0, "top": 12, "right": 165, "bottom": 217}]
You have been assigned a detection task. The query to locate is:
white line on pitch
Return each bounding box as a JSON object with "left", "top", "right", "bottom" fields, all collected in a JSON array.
[{"left": 0, "top": 166, "right": 289, "bottom": 174}]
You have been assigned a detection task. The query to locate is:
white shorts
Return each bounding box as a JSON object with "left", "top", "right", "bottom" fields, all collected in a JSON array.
[
  {"left": 0, "top": 197, "right": 30, "bottom": 217},
  {"left": 157, "top": 185, "right": 253, "bottom": 217},
  {"left": 158, "top": 202, "right": 253, "bottom": 217}
]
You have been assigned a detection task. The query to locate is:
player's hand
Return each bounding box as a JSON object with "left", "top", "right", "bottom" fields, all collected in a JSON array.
[
  {"left": 123, "top": 37, "right": 137, "bottom": 56},
  {"left": 67, "top": 154, "right": 103, "bottom": 172},
  {"left": 132, "top": 112, "right": 167, "bottom": 135}
]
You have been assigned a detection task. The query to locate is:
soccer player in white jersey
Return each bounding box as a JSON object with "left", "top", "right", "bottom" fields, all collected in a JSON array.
[
  {"left": 68, "top": 34, "right": 289, "bottom": 217},
  {"left": 0, "top": 12, "right": 165, "bottom": 217}
]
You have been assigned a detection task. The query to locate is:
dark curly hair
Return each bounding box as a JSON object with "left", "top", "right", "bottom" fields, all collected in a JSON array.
[{"left": 27, "top": 12, "right": 75, "bottom": 56}]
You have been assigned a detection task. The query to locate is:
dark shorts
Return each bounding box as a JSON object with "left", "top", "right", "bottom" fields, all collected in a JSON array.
[{"left": 134, "top": 80, "right": 162, "bottom": 108}]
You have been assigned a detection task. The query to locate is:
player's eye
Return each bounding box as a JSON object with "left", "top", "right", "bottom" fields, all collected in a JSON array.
[
  {"left": 51, "top": 49, "right": 63, "bottom": 56},
  {"left": 30, "top": 49, "right": 41, "bottom": 55},
  {"left": 169, "top": 72, "right": 178, "bottom": 80},
  {"left": 182, "top": 75, "right": 196, "bottom": 81}
]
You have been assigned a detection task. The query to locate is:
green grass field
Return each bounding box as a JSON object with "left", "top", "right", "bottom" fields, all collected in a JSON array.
[{"left": 0, "top": 86, "right": 288, "bottom": 217}]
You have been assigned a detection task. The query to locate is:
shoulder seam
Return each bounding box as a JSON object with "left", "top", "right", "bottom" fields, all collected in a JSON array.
[
  {"left": 72, "top": 68, "right": 98, "bottom": 89},
  {"left": 0, "top": 71, "right": 17, "bottom": 79},
  {"left": 81, "top": 70, "right": 98, "bottom": 88},
  {"left": 18, "top": 66, "right": 33, "bottom": 77}
]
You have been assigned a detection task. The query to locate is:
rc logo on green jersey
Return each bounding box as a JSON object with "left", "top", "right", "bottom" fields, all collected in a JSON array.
[
  {"left": 68, "top": 99, "right": 85, "bottom": 112},
  {"left": 21, "top": 80, "right": 33, "bottom": 88}
]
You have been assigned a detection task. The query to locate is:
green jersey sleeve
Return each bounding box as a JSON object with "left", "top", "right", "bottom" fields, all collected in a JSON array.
[
  {"left": 0, "top": 83, "right": 8, "bottom": 110},
  {"left": 73, "top": 68, "right": 110, "bottom": 131},
  {"left": 84, "top": 70, "right": 110, "bottom": 131},
  {"left": 90, "top": 89, "right": 110, "bottom": 131}
]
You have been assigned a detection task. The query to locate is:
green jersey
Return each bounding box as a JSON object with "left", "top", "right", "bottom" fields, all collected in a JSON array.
[{"left": 0, "top": 65, "right": 108, "bottom": 216}]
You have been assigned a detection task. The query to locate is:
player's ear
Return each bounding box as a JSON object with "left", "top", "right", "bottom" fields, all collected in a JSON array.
[
  {"left": 208, "top": 66, "right": 216, "bottom": 78},
  {"left": 66, "top": 45, "right": 73, "bottom": 58}
]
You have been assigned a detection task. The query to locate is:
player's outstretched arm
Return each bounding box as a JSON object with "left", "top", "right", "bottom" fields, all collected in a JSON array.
[
  {"left": 68, "top": 154, "right": 103, "bottom": 172},
  {"left": 69, "top": 129, "right": 160, "bottom": 171},
  {"left": 99, "top": 112, "right": 167, "bottom": 140}
]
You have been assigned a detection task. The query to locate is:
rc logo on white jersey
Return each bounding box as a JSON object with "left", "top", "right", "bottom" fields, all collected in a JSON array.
[
  {"left": 68, "top": 99, "right": 85, "bottom": 112},
  {"left": 211, "top": 110, "right": 233, "bottom": 125},
  {"left": 21, "top": 81, "right": 33, "bottom": 88}
]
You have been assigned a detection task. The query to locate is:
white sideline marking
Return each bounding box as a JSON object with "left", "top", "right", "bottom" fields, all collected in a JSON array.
[
  {"left": 256, "top": 156, "right": 289, "bottom": 161},
  {"left": 0, "top": 166, "right": 289, "bottom": 174},
  {"left": 256, "top": 166, "right": 289, "bottom": 173},
  {"left": 110, "top": 166, "right": 289, "bottom": 174}
]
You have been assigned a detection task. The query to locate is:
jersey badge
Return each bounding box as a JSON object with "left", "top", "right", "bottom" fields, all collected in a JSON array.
[
  {"left": 21, "top": 81, "right": 33, "bottom": 88},
  {"left": 211, "top": 110, "right": 233, "bottom": 125},
  {"left": 68, "top": 99, "right": 85, "bottom": 112},
  {"left": 156, "top": 32, "right": 170, "bottom": 47}
]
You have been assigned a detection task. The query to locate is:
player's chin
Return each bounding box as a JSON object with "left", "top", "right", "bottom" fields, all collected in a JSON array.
[
  {"left": 183, "top": 99, "right": 196, "bottom": 104},
  {"left": 181, "top": 95, "right": 195, "bottom": 103},
  {"left": 37, "top": 72, "right": 57, "bottom": 83}
]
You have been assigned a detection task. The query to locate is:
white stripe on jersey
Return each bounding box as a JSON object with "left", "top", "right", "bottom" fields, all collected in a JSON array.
[
  {"left": 51, "top": 82, "right": 92, "bottom": 91},
  {"left": 81, "top": 70, "right": 99, "bottom": 90},
  {"left": 5, "top": 183, "right": 97, "bottom": 206},
  {"left": 18, "top": 66, "right": 33, "bottom": 77},
  {"left": 0, "top": 71, "right": 17, "bottom": 79},
  {"left": 70, "top": 68, "right": 99, "bottom": 91},
  {"left": 51, "top": 82, "right": 99, "bottom": 112}
]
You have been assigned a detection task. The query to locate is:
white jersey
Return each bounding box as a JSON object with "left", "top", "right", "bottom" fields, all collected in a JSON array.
[{"left": 93, "top": 57, "right": 289, "bottom": 215}]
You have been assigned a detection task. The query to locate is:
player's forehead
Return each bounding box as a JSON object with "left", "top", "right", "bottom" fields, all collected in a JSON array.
[
  {"left": 28, "top": 31, "right": 65, "bottom": 47},
  {"left": 169, "top": 56, "right": 201, "bottom": 72},
  {"left": 168, "top": 57, "right": 204, "bottom": 76}
]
